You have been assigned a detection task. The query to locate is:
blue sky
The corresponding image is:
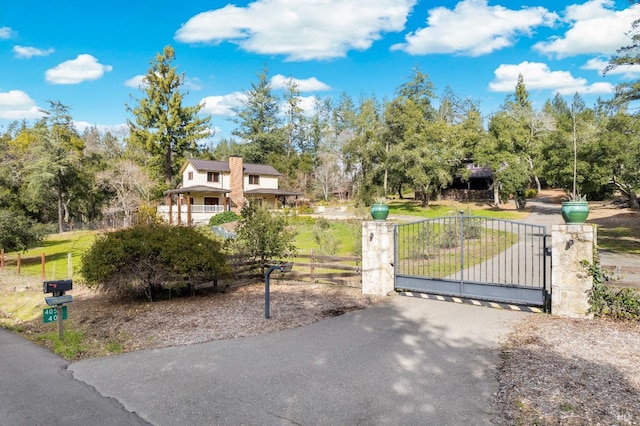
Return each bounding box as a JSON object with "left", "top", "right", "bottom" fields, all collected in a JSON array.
[{"left": 1, "top": 0, "right": 638, "bottom": 142}]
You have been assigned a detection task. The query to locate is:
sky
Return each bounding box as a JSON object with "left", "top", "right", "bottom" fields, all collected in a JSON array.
[{"left": 1, "top": 0, "right": 638, "bottom": 142}]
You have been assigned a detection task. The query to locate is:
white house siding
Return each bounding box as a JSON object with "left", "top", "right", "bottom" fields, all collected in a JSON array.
[
  {"left": 244, "top": 174, "right": 278, "bottom": 190},
  {"left": 182, "top": 164, "right": 231, "bottom": 190}
]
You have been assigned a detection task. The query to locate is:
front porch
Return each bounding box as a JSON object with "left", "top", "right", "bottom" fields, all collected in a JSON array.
[{"left": 157, "top": 204, "right": 227, "bottom": 225}]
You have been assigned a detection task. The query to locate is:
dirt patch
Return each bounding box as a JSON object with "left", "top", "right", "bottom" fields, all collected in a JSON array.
[
  {"left": 496, "top": 315, "right": 640, "bottom": 425},
  {"left": 15, "top": 282, "right": 384, "bottom": 357}
]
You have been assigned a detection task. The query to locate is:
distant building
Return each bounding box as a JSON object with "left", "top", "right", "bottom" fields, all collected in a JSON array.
[{"left": 158, "top": 156, "right": 301, "bottom": 225}]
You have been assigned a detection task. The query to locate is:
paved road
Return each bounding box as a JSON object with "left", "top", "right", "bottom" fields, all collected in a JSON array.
[
  {"left": 0, "top": 328, "right": 148, "bottom": 426},
  {"left": 69, "top": 296, "right": 528, "bottom": 425}
]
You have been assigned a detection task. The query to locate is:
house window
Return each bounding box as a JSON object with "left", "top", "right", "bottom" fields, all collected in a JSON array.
[
  {"left": 207, "top": 172, "right": 220, "bottom": 182},
  {"left": 187, "top": 171, "right": 193, "bottom": 180},
  {"left": 204, "top": 197, "right": 219, "bottom": 205},
  {"left": 249, "top": 174, "right": 260, "bottom": 185}
]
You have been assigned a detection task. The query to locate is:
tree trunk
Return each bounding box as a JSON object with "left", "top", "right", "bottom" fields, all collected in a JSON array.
[
  {"left": 493, "top": 182, "right": 501, "bottom": 208},
  {"left": 165, "top": 145, "right": 173, "bottom": 187},
  {"left": 629, "top": 191, "right": 639, "bottom": 210}
]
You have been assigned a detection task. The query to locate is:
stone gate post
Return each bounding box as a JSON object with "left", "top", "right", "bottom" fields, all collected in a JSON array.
[
  {"left": 362, "top": 221, "right": 395, "bottom": 296},
  {"left": 551, "top": 224, "right": 594, "bottom": 318}
]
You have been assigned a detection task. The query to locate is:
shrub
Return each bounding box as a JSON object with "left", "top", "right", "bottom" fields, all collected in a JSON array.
[
  {"left": 313, "top": 218, "right": 338, "bottom": 255},
  {"left": 232, "top": 199, "right": 297, "bottom": 263},
  {"left": 80, "top": 224, "right": 230, "bottom": 301},
  {"left": 0, "top": 209, "right": 52, "bottom": 251},
  {"left": 524, "top": 188, "right": 538, "bottom": 199},
  {"left": 209, "top": 211, "right": 238, "bottom": 226},
  {"left": 586, "top": 258, "right": 640, "bottom": 320},
  {"left": 135, "top": 203, "right": 164, "bottom": 226}
]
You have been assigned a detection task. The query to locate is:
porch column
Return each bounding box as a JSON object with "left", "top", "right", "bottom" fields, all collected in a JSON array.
[
  {"left": 362, "top": 221, "right": 395, "bottom": 296},
  {"left": 186, "top": 192, "right": 192, "bottom": 226},
  {"left": 167, "top": 195, "right": 173, "bottom": 225},
  {"left": 177, "top": 197, "right": 182, "bottom": 225},
  {"left": 551, "top": 224, "right": 594, "bottom": 318}
]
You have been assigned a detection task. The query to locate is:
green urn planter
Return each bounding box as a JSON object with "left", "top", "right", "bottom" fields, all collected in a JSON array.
[
  {"left": 561, "top": 201, "right": 589, "bottom": 224},
  {"left": 370, "top": 203, "right": 390, "bottom": 221}
]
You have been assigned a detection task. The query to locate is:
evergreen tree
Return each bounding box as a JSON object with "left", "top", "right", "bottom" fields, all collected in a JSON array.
[
  {"left": 605, "top": 3, "right": 640, "bottom": 106},
  {"left": 232, "top": 64, "right": 284, "bottom": 163},
  {"left": 127, "top": 45, "right": 211, "bottom": 187}
]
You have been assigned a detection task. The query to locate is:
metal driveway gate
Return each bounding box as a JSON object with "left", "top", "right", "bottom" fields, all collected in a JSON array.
[{"left": 395, "top": 215, "right": 549, "bottom": 307}]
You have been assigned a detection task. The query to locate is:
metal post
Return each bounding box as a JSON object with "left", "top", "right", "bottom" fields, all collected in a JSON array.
[
  {"left": 57, "top": 304, "right": 64, "bottom": 340},
  {"left": 264, "top": 265, "right": 281, "bottom": 319},
  {"left": 459, "top": 211, "right": 464, "bottom": 294}
]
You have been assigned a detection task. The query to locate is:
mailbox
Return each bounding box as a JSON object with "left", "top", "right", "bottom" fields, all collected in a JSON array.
[{"left": 43, "top": 279, "right": 73, "bottom": 294}]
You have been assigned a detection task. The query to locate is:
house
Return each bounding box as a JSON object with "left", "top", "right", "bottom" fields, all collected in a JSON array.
[{"left": 158, "top": 156, "right": 302, "bottom": 225}]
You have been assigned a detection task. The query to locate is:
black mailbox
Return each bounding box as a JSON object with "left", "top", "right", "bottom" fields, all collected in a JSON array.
[{"left": 43, "top": 279, "right": 73, "bottom": 294}]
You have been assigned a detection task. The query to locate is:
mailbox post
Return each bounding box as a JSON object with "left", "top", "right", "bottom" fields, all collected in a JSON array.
[
  {"left": 43, "top": 279, "right": 73, "bottom": 340},
  {"left": 264, "top": 263, "right": 292, "bottom": 319}
]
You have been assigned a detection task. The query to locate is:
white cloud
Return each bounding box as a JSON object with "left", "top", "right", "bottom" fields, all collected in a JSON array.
[
  {"left": 392, "top": 0, "right": 557, "bottom": 56},
  {"left": 296, "top": 95, "right": 319, "bottom": 116},
  {"left": 13, "top": 45, "right": 55, "bottom": 59},
  {"left": 125, "top": 75, "right": 202, "bottom": 91},
  {"left": 488, "top": 61, "right": 613, "bottom": 95},
  {"left": 534, "top": 0, "right": 639, "bottom": 58},
  {"left": 582, "top": 57, "right": 640, "bottom": 78},
  {"left": 45, "top": 54, "right": 113, "bottom": 84},
  {"left": 0, "top": 26, "right": 14, "bottom": 39},
  {"left": 199, "top": 92, "right": 247, "bottom": 116},
  {"left": 74, "top": 121, "right": 129, "bottom": 135},
  {"left": 175, "top": 0, "right": 416, "bottom": 61},
  {"left": 270, "top": 74, "right": 331, "bottom": 91},
  {"left": 0, "top": 90, "right": 45, "bottom": 120},
  {"left": 184, "top": 77, "right": 203, "bottom": 91},
  {"left": 124, "top": 75, "right": 147, "bottom": 89}
]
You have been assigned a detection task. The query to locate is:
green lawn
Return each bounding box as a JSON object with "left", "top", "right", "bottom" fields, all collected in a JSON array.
[
  {"left": 388, "top": 200, "right": 527, "bottom": 220},
  {"left": 596, "top": 226, "right": 640, "bottom": 255},
  {"left": 2, "top": 230, "right": 98, "bottom": 280}
]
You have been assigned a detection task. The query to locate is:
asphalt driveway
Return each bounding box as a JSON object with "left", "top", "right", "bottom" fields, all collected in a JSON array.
[{"left": 70, "top": 296, "right": 528, "bottom": 425}]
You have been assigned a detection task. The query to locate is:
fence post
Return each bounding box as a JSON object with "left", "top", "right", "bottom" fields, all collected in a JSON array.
[
  {"left": 68, "top": 253, "right": 72, "bottom": 279},
  {"left": 17, "top": 253, "right": 21, "bottom": 275},
  {"left": 41, "top": 253, "right": 45, "bottom": 280},
  {"left": 1, "top": 248, "right": 4, "bottom": 272},
  {"left": 310, "top": 249, "right": 315, "bottom": 283}
]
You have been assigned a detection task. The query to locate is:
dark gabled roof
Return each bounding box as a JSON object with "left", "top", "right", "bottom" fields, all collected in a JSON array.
[
  {"left": 164, "top": 185, "right": 231, "bottom": 195},
  {"left": 186, "top": 158, "right": 282, "bottom": 176},
  {"left": 188, "top": 159, "right": 229, "bottom": 172},
  {"left": 243, "top": 163, "right": 282, "bottom": 176},
  {"left": 244, "top": 188, "right": 302, "bottom": 196}
]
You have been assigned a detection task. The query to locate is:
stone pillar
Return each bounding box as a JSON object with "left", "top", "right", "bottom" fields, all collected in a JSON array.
[
  {"left": 551, "top": 224, "right": 594, "bottom": 318},
  {"left": 362, "top": 221, "right": 395, "bottom": 296}
]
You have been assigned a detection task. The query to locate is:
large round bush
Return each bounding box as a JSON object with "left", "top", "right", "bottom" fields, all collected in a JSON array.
[{"left": 80, "top": 224, "right": 230, "bottom": 300}]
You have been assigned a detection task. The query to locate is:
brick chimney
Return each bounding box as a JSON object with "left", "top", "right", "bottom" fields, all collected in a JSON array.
[{"left": 228, "top": 156, "right": 245, "bottom": 212}]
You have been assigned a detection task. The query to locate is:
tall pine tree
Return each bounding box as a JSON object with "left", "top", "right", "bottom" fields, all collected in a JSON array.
[{"left": 127, "top": 45, "right": 210, "bottom": 187}]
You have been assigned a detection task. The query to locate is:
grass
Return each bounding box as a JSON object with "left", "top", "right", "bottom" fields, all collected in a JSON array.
[
  {"left": 388, "top": 201, "right": 526, "bottom": 221},
  {"left": 596, "top": 226, "right": 640, "bottom": 255},
  {"left": 293, "top": 219, "right": 361, "bottom": 256},
  {"left": 2, "top": 230, "right": 98, "bottom": 280},
  {"left": 35, "top": 329, "right": 86, "bottom": 359}
]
